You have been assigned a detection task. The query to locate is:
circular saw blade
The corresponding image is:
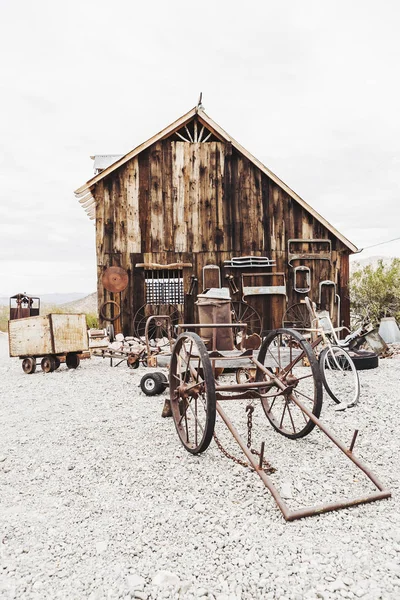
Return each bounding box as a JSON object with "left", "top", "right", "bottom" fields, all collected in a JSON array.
[{"left": 102, "top": 266, "right": 129, "bottom": 292}]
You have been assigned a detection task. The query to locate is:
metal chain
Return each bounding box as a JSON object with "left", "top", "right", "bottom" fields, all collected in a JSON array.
[{"left": 213, "top": 404, "right": 275, "bottom": 475}]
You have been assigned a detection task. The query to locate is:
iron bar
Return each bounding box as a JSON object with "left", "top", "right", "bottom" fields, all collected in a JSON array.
[{"left": 349, "top": 429, "right": 359, "bottom": 453}]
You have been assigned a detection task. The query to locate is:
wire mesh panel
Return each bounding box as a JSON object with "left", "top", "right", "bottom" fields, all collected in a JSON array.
[{"left": 144, "top": 270, "right": 184, "bottom": 305}]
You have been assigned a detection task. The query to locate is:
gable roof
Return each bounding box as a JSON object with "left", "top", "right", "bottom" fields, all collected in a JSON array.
[{"left": 74, "top": 106, "right": 358, "bottom": 252}]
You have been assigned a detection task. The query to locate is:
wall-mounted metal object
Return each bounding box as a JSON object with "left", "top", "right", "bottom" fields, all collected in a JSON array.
[
  {"left": 242, "top": 273, "right": 287, "bottom": 298},
  {"left": 225, "top": 274, "right": 239, "bottom": 295},
  {"left": 318, "top": 280, "right": 336, "bottom": 304},
  {"left": 203, "top": 264, "right": 221, "bottom": 290},
  {"left": 224, "top": 256, "right": 276, "bottom": 268},
  {"left": 188, "top": 275, "right": 198, "bottom": 296},
  {"left": 102, "top": 266, "right": 129, "bottom": 293},
  {"left": 294, "top": 266, "right": 311, "bottom": 294},
  {"left": 288, "top": 239, "right": 332, "bottom": 267}
]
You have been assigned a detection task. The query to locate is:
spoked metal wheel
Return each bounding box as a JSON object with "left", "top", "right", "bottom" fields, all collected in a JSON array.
[
  {"left": 235, "top": 367, "right": 256, "bottom": 384},
  {"left": 282, "top": 303, "right": 311, "bottom": 331},
  {"left": 319, "top": 346, "right": 360, "bottom": 406},
  {"left": 231, "top": 300, "right": 262, "bottom": 347},
  {"left": 169, "top": 332, "right": 216, "bottom": 454},
  {"left": 134, "top": 304, "right": 183, "bottom": 348},
  {"left": 256, "top": 328, "right": 323, "bottom": 439}
]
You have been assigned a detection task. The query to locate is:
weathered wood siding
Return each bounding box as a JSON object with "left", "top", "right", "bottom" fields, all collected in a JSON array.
[{"left": 94, "top": 138, "right": 351, "bottom": 334}]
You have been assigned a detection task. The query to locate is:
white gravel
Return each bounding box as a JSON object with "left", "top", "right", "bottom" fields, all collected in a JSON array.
[{"left": 1, "top": 331, "right": 400, "bottom": 600}]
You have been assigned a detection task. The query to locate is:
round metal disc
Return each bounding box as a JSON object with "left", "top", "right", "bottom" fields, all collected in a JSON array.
[{"left": 102, "top": 267, "right": 129, "bottom": 292}]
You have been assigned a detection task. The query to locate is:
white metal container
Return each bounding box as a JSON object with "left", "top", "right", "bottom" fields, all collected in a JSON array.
[{"left": 378, "top": 317, "right": 400, "bottom": 344}]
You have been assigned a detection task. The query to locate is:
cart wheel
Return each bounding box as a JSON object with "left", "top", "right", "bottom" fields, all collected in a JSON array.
[
  {"left": 127, "top": 356, "right": 140, "bottom": 369},
  {"left": 22, "top": 357, "right": 36, "bottom": 374},
  {"left": 140, "top": 373, "right": 165, "bottom": 396},
  {"left": 319, "top": 346, "right": 360, "bottom": 405},
  {"left": 256, "top": 328, "right": 323, "bottom": 439},
  {"left": 100, "top": 301, "right": 121, "bottom": 322},
  {"left": 282, "top": 303, "right": 311, "bottom": 331},
  {"left": 53, "top": 356, "right": 61, "bottom": 370},
  {"left": 66, "top": 353, "right": 80, "bottom": 369},
  {"left": 235, "top": 367, "right": 256, "bottom": 384},
  {"left": 133, "top": 304, "right": 182, "bottom": 348},
  {"left": 41, "top": 355, "right": 56, "bottom": 373},
  {"left": 106, "top": 324, "right": 115, "bottom": 342},
  {"left": 231, "top": 301, "right": 262, "bottom": 337},
  {"left": 156, "top": 372, "right": 168, "bottom": 384},
  {"left": 169, "top": 332, "right": 216, "bottom": 454}
]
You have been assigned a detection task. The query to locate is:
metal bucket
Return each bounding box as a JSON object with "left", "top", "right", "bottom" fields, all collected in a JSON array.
[
  {"left": 378, "top": 317, "right": 400, "bottom": 343},
  {"left": 196, "top": 297, "right": 235, "bottom": 351}
]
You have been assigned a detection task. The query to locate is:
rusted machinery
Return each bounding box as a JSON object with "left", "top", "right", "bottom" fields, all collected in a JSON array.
[{"left": 165, "top": 323, "right": 390, "bottom": 521}]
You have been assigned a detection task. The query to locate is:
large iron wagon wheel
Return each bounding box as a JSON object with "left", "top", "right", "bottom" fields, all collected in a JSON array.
[
  {"left": 169, "top": 332, "right": 216, "bottom": 454},
  {"left": 133, "top": 304, "right": 183, "bottom": 347},
  {"left": 256, "top": 328, "right": 323, "bottom": 439},
  {"left": 319, "top": 346, "right": 360, "bottom": 406},
  {"left": 231, "top": 300, "right": 262, "bottom": 337},
  {"left": 282, "top": 302, "right": 311, "bottom": 331}
]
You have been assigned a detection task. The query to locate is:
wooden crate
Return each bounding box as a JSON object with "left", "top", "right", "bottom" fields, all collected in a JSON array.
[{"left": 8, "top": 314, "right": 88, "bottom": 357}]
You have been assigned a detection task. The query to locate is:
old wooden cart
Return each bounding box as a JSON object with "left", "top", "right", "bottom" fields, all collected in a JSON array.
[
  {"left": 9, "top": 313, "right": 89, "bottom": 374},
  {"left": 166, "top": 323, "right": 391, "bottom": 521}
]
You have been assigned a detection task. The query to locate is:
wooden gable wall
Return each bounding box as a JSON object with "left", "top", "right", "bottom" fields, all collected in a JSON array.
[{"left": 94, "top": 139, "right": 350, "bottom": 334}]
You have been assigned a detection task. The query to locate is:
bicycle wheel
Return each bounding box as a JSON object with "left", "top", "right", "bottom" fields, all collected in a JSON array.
[
  {"left": 319, "top": 346, "right": 360, "bottom": 406},
  {"left": 169, "top": 332, "right": 216, "bottom": 454},
  {"left": 256, "top": 328, "right": 323, "bottom": 439}
]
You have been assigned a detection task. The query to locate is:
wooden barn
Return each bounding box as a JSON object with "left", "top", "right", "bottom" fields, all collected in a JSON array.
[{"left": 74, "top": 105, "right": 357, "bottom": 338}]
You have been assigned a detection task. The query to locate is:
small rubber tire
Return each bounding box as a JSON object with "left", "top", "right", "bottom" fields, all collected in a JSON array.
[
  {"left": 22, "top": 357, "right": 36, "bottom": 374},
  {"left": 106, "top": 324, "right": 115, "bottom": 342},
  {"left": 127, "top": 358, "right": 139, "bottom": 369},
  {"left": 53, "top": 356, "right": 61, "bottom": 370},
  {"left": 66, "top": 353, "right": 80, "bottom": 369},
  {"left": 140, "top": 373, "right": 165, "bottom": 396},
  {"left": 41, "top": 355, "right": 56, "bottom": 373},
  {"left": 156, "top": 372, "right": 168, "bottom": 384},
  {"left": 348, "top": 350, "right": 379, "bottom": 370}
]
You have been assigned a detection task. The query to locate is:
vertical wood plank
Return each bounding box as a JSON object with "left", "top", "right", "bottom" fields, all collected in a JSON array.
[
  {"left": 149, "top": 142, "right": 163, "bottom": 252},
  {"left": 172, "top": 142, "right": 187, "bottom": 252}
]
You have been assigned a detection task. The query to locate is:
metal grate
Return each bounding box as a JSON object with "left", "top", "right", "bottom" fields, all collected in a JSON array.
[{"left": 145, "top": 270, "right": 184, "bottom": 305}]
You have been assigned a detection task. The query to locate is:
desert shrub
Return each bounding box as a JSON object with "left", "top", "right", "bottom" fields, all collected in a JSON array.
[
  {"left": 0, "top": 306, "right": 8, "bottom": 332},
  {"left": 0, "top": 304, "right": 99, "bottom": 332},
  {"left": 350, "top": 258, "right": 400, "bottom": 326},
  {"left": 85, "top": 313, "right": 99, "bottom": 329}
]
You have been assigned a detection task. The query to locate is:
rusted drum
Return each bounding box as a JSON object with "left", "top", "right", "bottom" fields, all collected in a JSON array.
[{"left": 102, "top": 266, "right": 129, "bottom": 293}]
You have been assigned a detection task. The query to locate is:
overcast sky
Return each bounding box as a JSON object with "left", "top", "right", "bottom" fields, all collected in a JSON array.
[{"left": 1, "top": 0, "right": 399, "bottom": 296}]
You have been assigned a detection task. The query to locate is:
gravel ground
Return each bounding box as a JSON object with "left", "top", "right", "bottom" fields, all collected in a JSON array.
[{"left": 1, "top": 332, "right": 400, "bottom": 600}]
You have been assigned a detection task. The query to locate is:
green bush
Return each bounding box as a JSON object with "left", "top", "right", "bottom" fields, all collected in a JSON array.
[
  {"left": 85, "top": 313, "right": 99, "bottom": 329},
  {"left": 350, "top": 258, "right": 400, "bottom": 326},
  {"left": 0, "top": 304, "right": 99, "bottom": 332},
  {"left": 0, "top": 306, "right": 8, "bottom": 332}
]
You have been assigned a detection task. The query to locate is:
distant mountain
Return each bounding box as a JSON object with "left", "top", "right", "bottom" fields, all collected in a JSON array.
[
  {"left": 0, "top": 292, "right": 91, "bottom": 306},
  {"left": 59, "top": 292, "right": 97, "bottom": 314}
]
